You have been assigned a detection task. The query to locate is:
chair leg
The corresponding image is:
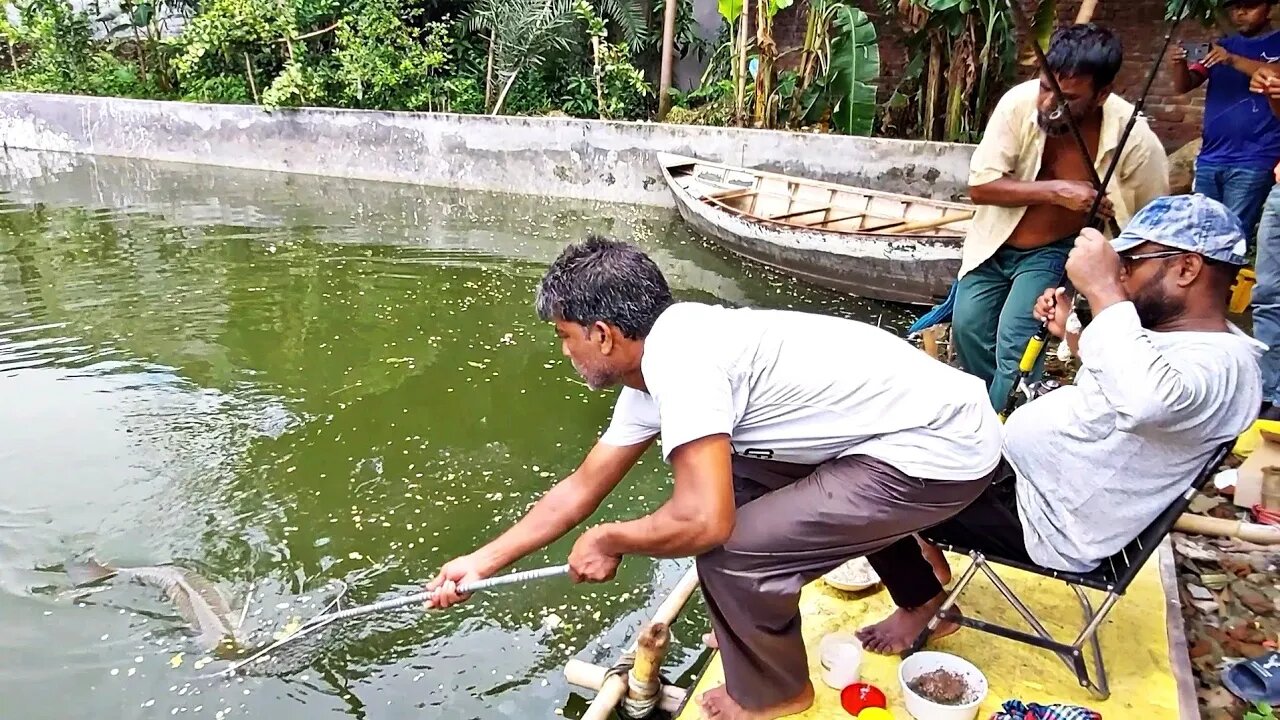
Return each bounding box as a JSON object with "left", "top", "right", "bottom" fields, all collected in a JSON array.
[
  {"left": 905, "top": 551, "right": 983, "bottom": 656},
  {"left": 976, "top": 560, "right": 1055, "bottom": 641},
  {"left": 1070, "top": 586, "right": 1117, "bottom": 701}
]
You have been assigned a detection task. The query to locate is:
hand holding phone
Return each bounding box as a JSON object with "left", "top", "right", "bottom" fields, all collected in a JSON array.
[{"left": 1180, "top": 41, "right": 1211, "bottom": 65}]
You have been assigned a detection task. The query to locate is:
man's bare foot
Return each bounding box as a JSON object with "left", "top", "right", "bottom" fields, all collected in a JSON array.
[
  {"left": 855, "top": 592, "right": 959, "bottom": 655},
  {"left": 917, "top": 537, "right": 952, "bottom": 586},
  {"left": 697, "top": 681, "right": 814, "bottom": 719},
  {"left": 703, "top": 630, "right": 719, "bottom": 649}
]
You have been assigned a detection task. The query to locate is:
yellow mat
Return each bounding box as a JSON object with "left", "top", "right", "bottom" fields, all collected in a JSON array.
[{"left": 675, "top": 552, "right": 1186, "bottom": 719}]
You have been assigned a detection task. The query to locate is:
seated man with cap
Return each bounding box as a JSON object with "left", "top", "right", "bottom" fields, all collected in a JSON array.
[{"left": 857, "top": 193, "right": 1265, "bottom": 654}]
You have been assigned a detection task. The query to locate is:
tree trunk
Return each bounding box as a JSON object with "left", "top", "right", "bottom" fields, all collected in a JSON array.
[
  {"left": 485, "top": 32, "right": 496, "bottom": 109},
  {"left": 244, "top": 51, "right": 260, "bottom": 104},
  {"left": 591, "top": 36, "right": 605, "bottom": 118},
  {"left": 735, "top": 3, "right": 750, "bottom": 125},
  {"left": 657, "top": 0, "right": 679, "bottom": 120},
  {"left": 752, "top": 0, "right": 777, "bottom": 128}
]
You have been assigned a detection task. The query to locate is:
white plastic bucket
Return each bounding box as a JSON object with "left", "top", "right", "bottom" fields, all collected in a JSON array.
[{"left": 897, "top": 651, "right": 988, "bottom": 720}]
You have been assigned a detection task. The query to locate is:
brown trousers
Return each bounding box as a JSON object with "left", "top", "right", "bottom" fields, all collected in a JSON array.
[{"left": 696, "top": 454, "right": 996, "bottom": 710}]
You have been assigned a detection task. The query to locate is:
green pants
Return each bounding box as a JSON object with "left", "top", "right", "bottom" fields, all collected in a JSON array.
[{"left": 953, "top": 242, "right": 1070, "bottom": 410}]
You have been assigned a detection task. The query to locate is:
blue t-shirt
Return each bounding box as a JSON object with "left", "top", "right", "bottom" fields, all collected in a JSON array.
[{"left": 1198, "top": 30, "right": 1280, "bottom": 171}]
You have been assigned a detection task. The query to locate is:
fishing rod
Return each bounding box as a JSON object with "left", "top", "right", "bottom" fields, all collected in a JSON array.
[
  {"left": 996, "top": 0, "right": 1191, "bottom": 420},
  {"left": 1001, "top": 0, "right": 1120, "bottom": 238}
]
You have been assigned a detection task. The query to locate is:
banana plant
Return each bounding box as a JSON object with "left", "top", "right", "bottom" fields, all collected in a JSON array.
[
  {"left": 750, "top": 0, "right": 793, "bottom": 127},
  {"left": 799, "top": 3, "right": 879, "bottom": 135},
  {"left": 717, "top": 0, "right": 749, "bottom": 123}
]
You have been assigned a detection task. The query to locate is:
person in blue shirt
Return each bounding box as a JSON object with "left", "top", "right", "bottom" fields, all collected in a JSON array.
[{"left": 1171, "top": 0, "right": 1280, "bottom": 246}]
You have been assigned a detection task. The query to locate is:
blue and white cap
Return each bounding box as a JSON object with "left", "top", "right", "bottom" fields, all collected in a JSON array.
[{"left": 1111, "top": 194, "right": 1249, "bottom": 266}]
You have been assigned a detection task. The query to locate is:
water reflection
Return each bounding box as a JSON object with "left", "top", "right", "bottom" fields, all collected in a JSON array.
[{"left": 0, "top": 149, "right": 910, "bottom": 719}]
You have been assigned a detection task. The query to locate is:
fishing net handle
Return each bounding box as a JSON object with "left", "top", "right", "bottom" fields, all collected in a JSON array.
[{"left": 320, "top": 564, "right": 571, "bottom": 623}]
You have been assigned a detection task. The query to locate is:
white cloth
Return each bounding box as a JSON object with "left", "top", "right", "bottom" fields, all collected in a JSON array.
[
  {"left": 599, "top": 302, "right": 1003, "bottom": 482},
  {"left": 1005, "top": 301, "right": 1265, "bottom": 572}
]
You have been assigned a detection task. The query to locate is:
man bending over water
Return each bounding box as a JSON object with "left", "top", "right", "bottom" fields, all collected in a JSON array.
[
  {"left": 426, "top": 236, "right": 1003, "bottom": 720},
  {"left": 858, "top": 194, "right": 1263, "bottom": 654}
]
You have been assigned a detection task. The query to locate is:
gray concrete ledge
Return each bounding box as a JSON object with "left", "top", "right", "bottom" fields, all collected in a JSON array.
[{"left": 0, "top": 92, "right": 977, "bottom": 207}]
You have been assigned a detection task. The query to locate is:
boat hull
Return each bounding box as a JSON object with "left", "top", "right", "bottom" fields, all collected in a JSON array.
[{"left": 658, "top": 153, "right": 964, "bottom": 306}]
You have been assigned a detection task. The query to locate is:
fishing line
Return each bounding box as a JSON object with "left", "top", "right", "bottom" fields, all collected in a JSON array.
[{"left": 996, "top": 0, "right": 1191, "bottom": 419}]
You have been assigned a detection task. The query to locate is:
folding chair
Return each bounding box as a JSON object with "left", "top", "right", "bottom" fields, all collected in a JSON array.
[{"left": 905, "top": 440, "right": 1234, "bottom": 700}]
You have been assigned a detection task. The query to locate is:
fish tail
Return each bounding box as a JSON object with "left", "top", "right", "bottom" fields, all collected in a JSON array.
[{"left": 65, "top": 558, "right": 119, "bottom": 586}]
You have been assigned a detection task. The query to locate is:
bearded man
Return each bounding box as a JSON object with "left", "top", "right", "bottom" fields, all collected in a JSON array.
[
  {"left": 953, "top": 23, "right": 1169, "bottom": 409},
  {"left": 859, "top": 194, "right": 1263, "bottom": 654}
]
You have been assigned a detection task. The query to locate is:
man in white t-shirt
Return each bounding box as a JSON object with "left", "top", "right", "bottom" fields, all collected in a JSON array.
[
  {"left": 856, "top": 194, "right": 1263, "bottom": 655},
  {"left": 423, "top": 236, "right": 1003, "bottom": 720}
]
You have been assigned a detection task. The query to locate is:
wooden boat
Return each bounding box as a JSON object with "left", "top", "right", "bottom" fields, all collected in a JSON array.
[{"left": 656, "top": 152, "right": 975, "bottom": 306}]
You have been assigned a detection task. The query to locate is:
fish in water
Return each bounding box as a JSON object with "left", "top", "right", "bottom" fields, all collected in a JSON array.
[{"left": 66, "top": 559, "right": 243, "bottom": 652}]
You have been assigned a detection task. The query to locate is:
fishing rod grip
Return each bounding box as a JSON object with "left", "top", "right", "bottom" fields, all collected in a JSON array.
[{"left": 1017, "top": 325, "right": 1050, "bottom": 374}]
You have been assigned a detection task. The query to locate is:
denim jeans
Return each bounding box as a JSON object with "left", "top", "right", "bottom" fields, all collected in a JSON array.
[
  {"left": 1253, "top": 184, "right": 1280, "bottom": 404},
  {"left": 953, "top": 241, "right": 1071, "bottom": 410},
  {"left": 1194, "top": 162, "right": 1275, "bottom": 246}
]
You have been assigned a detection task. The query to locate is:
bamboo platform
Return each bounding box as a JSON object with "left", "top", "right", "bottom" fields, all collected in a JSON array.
[{"left": 672, "top": 548, "right": 1195, "bottom": 719}]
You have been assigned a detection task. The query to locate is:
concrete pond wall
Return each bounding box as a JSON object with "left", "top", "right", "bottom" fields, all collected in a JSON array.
[{"left": 0, "top": 92, "right": 978, "bottom": 208}]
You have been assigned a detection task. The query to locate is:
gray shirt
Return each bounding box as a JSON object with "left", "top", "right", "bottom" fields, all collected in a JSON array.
[{"left": 1004, "top": 301, "right": 1263, "bottom": 573}]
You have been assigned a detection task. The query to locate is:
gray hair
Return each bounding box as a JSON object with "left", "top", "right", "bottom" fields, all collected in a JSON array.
[{"left": 535, "top": 235, "right": 673, "bottom": 339}]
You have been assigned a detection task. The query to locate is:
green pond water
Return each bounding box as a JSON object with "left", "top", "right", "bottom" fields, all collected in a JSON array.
[{"left": 0, "top": 149, "right": 913, "bottom": 719}]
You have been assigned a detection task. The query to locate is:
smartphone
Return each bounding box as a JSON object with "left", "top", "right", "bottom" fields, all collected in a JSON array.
[{"left": 1181, "top": 41, "right": 1211, "bottom": 64}]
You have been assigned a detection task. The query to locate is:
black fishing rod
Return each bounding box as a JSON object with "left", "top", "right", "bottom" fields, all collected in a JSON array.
[{"left": 996, "top": 0, "right": 1190, "bottom": 420}]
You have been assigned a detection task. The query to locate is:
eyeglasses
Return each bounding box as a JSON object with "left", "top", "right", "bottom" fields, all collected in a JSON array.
[{"left": 1119, "top": 249, "right": 1185, "bottom": 271}]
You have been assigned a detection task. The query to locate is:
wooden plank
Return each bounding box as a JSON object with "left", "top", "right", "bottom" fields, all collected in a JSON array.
[
  {"left": 768, "top": 206, "right": 834, "bottom": 222},
  {"left": 862, "top": 211, "right": 973, "bottom": 234},
  {"left": 806, "top": 212, "right": 868, "bottom": 227}
]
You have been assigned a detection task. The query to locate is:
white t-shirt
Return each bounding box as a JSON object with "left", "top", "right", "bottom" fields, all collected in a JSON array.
[
  {"left": 598, "top": 302, "right": 1003, "bottom": 481},
  {"left": 1006, "top": 301, "right": 1264, "bottom": 572}
]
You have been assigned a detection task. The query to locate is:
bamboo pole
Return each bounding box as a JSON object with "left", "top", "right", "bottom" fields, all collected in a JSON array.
[
  {"left": 575, "top": 566, "right": 701, "bottom": 720},
  {"left": 1174, "top": 514, "right": 1280, "bottom": 544},
  {"left": 623, "top": 623, "right": 671, "bottom": 717},
  {"left": 564, "top": 660, "right": 687, "bottom": 713},
  {"left": 1074, "top": 0, "right": 1099, "bottom": 24},
  {"left": 657, "top": 0, "right": 680, "bottom": 120}
]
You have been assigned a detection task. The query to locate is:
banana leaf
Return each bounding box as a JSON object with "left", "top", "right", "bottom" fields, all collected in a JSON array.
[
  {"left": 766, "top": 0, "right": 795, "bottom": 17},
  {"left": 1030, "top": 0, "right": 1056, "bottom": 54},
  {"left": 825, "top": 4, "right": 880, "bottom": 136},
  {"left": 719, "top": 0, "right": 743, "bottom": 23}
]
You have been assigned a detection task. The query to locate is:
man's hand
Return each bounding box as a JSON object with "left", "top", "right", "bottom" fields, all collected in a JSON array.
[
  {"left": 1065, "top": 228, "right": 1128, "bottom": 309},
  {"left": 1203, "top": 43, "right": 1234, "bottom": 69},
  {"left": 568, "top": 525, "right": 622, "bottom": 583},
  {"left": 1051, "top": 180, "right": 1114, "bottom": 218},
  {"left": 424, "top": 553, "right": 491, "bottom": 609},
  {"left": 1033, "top": 287, "right": 1072, "bottom": 339},
  {"left": 1252, "top": 64, "right": 1280, "bottom": 98}
]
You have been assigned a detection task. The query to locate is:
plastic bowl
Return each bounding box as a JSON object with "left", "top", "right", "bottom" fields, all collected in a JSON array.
[
  {"left": 897, "top": 651, "right": 988, "bottom": 720},
  {"left": 823, "top": 557, "right": 881, "bottom": 592}
]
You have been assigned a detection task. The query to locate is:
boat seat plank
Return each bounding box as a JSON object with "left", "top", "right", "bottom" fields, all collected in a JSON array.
[{"left": 768, "top": 206, "right": 836, "bottom": 222}]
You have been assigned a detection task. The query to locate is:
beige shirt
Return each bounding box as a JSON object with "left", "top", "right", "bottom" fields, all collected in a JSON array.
[{"left": 959, "top": 79, "right": 1170, "bottom": 279}]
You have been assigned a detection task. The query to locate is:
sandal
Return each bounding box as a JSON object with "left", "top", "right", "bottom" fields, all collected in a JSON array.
[{"left": 1223, "top": 650, "right": 1280, "bottom": 704}]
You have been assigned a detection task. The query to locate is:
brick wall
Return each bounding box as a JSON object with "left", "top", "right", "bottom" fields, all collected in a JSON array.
[{"left": 771, "top": 0, "right": 1236, "bottom": 151}]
